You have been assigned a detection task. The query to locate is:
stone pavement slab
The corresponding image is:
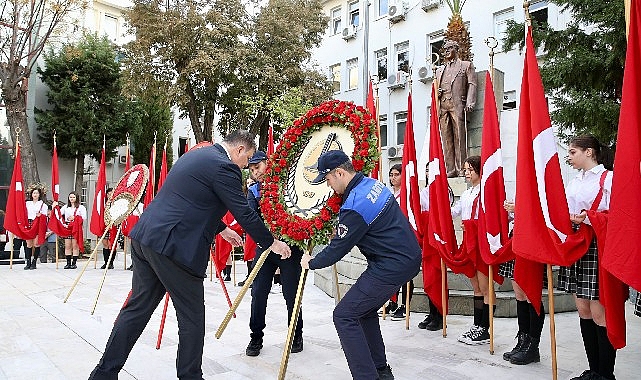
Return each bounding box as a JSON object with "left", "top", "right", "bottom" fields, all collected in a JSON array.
[{"left": 1, "top": 259, "right": 639, "bottom": 380}]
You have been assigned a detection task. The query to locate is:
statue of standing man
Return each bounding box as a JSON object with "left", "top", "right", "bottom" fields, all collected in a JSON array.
[{"left": 435, "top": 40, "right": 477, "bottom": 178}]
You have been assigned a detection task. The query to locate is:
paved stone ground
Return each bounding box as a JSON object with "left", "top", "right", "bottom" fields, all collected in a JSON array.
[{"left": 1, "top": 257, "right": 639, "bottom": 380}]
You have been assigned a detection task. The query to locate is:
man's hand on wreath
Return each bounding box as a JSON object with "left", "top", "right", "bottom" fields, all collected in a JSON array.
[
  {"left": 301, "top": 253, "right": 312, "bottom": 270},
  {"left": 220, "top": 227, "right": 243, "bottom": 247},
  {"left": 271, "top": 240, "right": 291, "bottom": 260}
]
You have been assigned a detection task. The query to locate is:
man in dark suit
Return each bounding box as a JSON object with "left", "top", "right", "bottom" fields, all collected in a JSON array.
[{"left": 89, "top": 130, "right": 291, "bottom": 380}]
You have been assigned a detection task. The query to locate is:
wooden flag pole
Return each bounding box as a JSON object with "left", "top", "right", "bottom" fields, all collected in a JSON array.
[
  {"left": 547, "top": 264, "right": 558, "bottom": 380},
  {"left": 332, "top": 264, "right": 341, "bottom": 303},
  {"left": 156, "top": 292, "right": 171, "bottom": 349},
  {"left": 64, "top": 226, "right": 110, "bottom": 303},
  {"left": 441, "top": 259, "right": 448, "bottom": 338},
  {"left": 215, "top": 248, "right": 273, "bottom": 339},
  {"left": 91, "top": 225, "right": 123, "bottom": 314},
  {"left": 489, "top": 266, "right": 495, "bottom": 355},
  {"left": 278, "top": 241, "right": 312, "bottom": 380}
]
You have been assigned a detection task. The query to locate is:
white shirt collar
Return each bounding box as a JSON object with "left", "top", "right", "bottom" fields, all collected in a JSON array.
[{"left": 220, "top": 143, "right": 232, "bottom": 161}]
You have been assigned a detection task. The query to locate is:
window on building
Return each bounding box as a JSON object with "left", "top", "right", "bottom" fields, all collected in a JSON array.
[
  {"left": 179, "top": 137, "right": 188, "bottom": 157},
  {"left": 347, "top": 58, "right": 359, "bottom": 90},
  {"left": 349, "top": 1, "right": 360, "bottom": 27},
  {"left": 330, "top": 64, "right": 341, "bottom": 93},
  {"left": 494, "top": 8, "right": 514, "bottom": 40},
  {"left": 103, "top": 14, "right": 118, "bottom": 43},
  {"left": 530, "top": 1, "right": 548, "bottom": 26},
  {"left": 395, "top": 41, "right": 409, "bottom": 73},
  {"left": 379, "top": 115, "right": 388, "bottom": 147},
  {"left": 375, "top": 49, "right": 387, "bottom": 82},
  {"left": 379, "top": 0, "right": 388, "bottom": 17},
  {"left": 503, "top": 90, "right": 517, "bottom": 110},
  {"left": 428, "top": 32, "right": 444, "bottom": 67},
  {"left": 331, "top": 7, "right": 342, "bottom": 35},
  {"left": 81, "top": 182, "right": 88, "bottom": 205},
  {"left": 395, "top": 112, "right": 407, "bottom": 145}
]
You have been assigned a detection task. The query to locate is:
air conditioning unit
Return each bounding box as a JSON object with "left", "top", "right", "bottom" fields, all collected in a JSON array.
[
  {"left": 118, "top": 155, "right": 128, "bottom": 165},
  {"left": 417, "top": 66, "right": 432, "bottom": 83},
  {"left": 342, "top": 25, "right": 357, "bottom": 41},
  {"left": 387, "top": 71, "right": 408, "bottom": 89},
  {"left": 387, "top": 145, "right": 404, "bottom": 159},
  {"left": 421, "top": 0, "right": 440, "bottom": 12},
  {"left": 388, "top": 1, "right": 408, "bottom": 23}
]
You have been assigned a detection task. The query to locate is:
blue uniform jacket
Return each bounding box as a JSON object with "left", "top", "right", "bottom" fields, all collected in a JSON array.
[
  {"left": 131, "top": 144, "right": 274, "bottom": 277},
  {"left": 309, "top": 173, "right": 422, "bottom": 284}
]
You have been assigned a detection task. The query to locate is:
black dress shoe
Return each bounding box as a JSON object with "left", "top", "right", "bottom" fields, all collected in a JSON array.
[
  {"left": 376, "top": 364, "right": 394, "bottom": 380},
  {"left": 418, "top": 314, "right": 433, "bottom": 329},
  {"left": 291, "top": 336, "right": 303, "bottom": 353},
  {"left": 100, "top": 263, "right": 107, "bottom": 269},
  {"left": 245, "top": 338, "right": 263, "bottom": 357},
  {"left": 425, "top": 317, "right": 443, "bottom": 331},
  {"left": 64, "top": 264, "right": 71, "bottom": 269}
]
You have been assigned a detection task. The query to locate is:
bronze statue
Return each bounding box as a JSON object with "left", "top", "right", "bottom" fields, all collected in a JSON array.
[{"left": 435, "top": 40, "right": 477, "bottom": 177}]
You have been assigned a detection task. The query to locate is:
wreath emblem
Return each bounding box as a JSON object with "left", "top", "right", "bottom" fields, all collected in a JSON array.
[
  {"left": 106, "top": 164, "right": 149, "bottom": 226},
  {"left": 260, "top": 100, "right": 379, "bottom": 248}
]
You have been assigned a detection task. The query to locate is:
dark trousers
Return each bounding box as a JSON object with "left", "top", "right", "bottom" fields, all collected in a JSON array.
[
  {"left": 333, "top": 270, "right": 411, "bottom": 380},
  {"left": 249, "top": 246, "right": 303, "bottom": 340},
  {"left": 89, "top": 240, "right": 205, "bottom": 380}
]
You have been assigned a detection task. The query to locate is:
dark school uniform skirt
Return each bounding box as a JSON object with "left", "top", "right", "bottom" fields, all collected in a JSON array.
[{"left": 557, "top": 237, "right": 599, "bottom": 300}]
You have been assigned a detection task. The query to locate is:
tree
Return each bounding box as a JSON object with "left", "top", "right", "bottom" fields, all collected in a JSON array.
[
  {"left": 123, "top": 0, "right": 250, "bottom": 144},
  {"left": 122, "top": 0, "right": 331, "bottom": 149},
  {"left": 0, "top": 0, "right": 86, "bottom": 187},
  {"left": 129, "top": 95, "right": 174, "bottom": 179},
  {"left": 443, "top": 0, "right": 473, "bottom": 62},
  {"left": 217, "top": 0, "right": 331, "bottom": 150},
  {"left": 502, "top": 0, "right": 626, "bottom": 144},
  {"left": 35, "top": 33, "right": 139, "bottom": 193}
]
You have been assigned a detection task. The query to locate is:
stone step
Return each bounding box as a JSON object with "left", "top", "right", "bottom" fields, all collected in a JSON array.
[{"left": 313, "top": 252, "right": 576, "bottom": 316}]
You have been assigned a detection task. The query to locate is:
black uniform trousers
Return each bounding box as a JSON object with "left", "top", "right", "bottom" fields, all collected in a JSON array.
[
  {"left": 89, "top": 240, "right": 205, "bottom": 380},
  {"left": 334, "top": 269, "right": 416, "bottom": 380},
  {"left": 249, "top": 246, "right": 303, "bottom": 340}
]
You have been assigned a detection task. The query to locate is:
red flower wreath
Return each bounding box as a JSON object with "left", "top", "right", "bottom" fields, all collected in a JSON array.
[{"left": 260, "top": 100, "right": 379, "bottom": 248}]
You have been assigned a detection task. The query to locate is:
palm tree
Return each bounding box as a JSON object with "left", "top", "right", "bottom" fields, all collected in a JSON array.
[{"left": 443, "top": 0, "right": 473, "bottom": 62}]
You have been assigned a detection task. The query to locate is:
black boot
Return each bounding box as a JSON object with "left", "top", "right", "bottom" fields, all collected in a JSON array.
[
  {"left": 64, "top": 255, "right": 72, "bottom": 269},
  {"left": 71, "top": 256, "right": 78, "bottom": 269},
  {"left": 101, "top": 248, "right": 109, "bottom": 269},
  {"left": 580, "top": 318, "right": 600, "bottom": 372},
  {"left": 223, "top": 265, "right": 231, "bottom": 281},
  {"left": 31, "top": 247, "right": 40, "bottom": 269},
  {"left": 108, "top": 250, "right": 116, "bottom": 269},
  {"left": 596, "top": 325, "right": 617, "bottom": 380},
  {"left": 504, "top": 331, "right": 528, "bottom": 361},
  {"left": 24, "top": 247, "right": 33, "bottom": 270},
  {"left": 510, "top": 334, "right": 540, "bottom": 365}
]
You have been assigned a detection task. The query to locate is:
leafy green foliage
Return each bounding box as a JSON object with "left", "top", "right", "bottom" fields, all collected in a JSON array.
[
  {"left": 129, "top": 95, "right": 174, "bottom": 177},
  {"left": 123, "top": 0, "right": 331, "bottom": 150},
  {"left": 35, "top": 33, "right": 139, "bottom": 162},
  {"left": 502, "top": 0, "right": 626, "bottom": 145}
]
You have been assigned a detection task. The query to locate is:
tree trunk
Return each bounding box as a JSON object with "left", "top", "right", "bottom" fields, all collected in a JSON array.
[
  {"left": 74, "top": 157, "right": 84, "bottom": 196},
  {"left": 4, "top": 89, "right": 41, "bottom": 188}
]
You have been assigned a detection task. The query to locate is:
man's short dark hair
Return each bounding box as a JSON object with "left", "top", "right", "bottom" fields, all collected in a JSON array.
[
  {"left": 223, "top": 130, "right": 257, "bottom": 151},
  {"left": 336, "top": 160, "right": 356, "bottom": 174}
]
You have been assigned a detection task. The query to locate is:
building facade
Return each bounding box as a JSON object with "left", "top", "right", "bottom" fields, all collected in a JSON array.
[{"left": 311, "top": 0, "right": 576, "bottom": 195}]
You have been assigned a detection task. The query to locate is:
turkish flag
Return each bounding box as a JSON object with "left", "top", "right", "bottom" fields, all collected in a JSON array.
[
  {"left": 512, "top": 26, "right": 592, "bottom": 313},
  {"left": 243, "top": 235, "right": 257, "bottom": 262},
  {"left": 4, "top": 144, "right": 28, "bottom": 238},
  {"left": 51, "top": 141, "right": 60, "bottom": 202},
  {"left": 143, "top": 143, "right": 156, "bottom": 207},
  {"left": 477, "top": 72, "right": 513, "bottom": 266},
  {"left": 214, "top": 212, "right": 244, "bottom": 272},
  {"left": 267, "top": 125, "right": 275, "bottom": 157},
  {"left": 426, "top": 83, "right": 475, "bottom": 279},
  {"left": 157, "top": 144, "right": 168, "bottom": 193},
  {"left": 599, "top": 0, "right": 641, "bottom": 349},
  {"left": 366, "top": 78, "right": 380, "bottom": 180},
  {"left": 90, "top": 145, "right": 107, "bottom": 237},
  {"left": 400, "top": 92, "right": 422, "bottom": 237}
]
